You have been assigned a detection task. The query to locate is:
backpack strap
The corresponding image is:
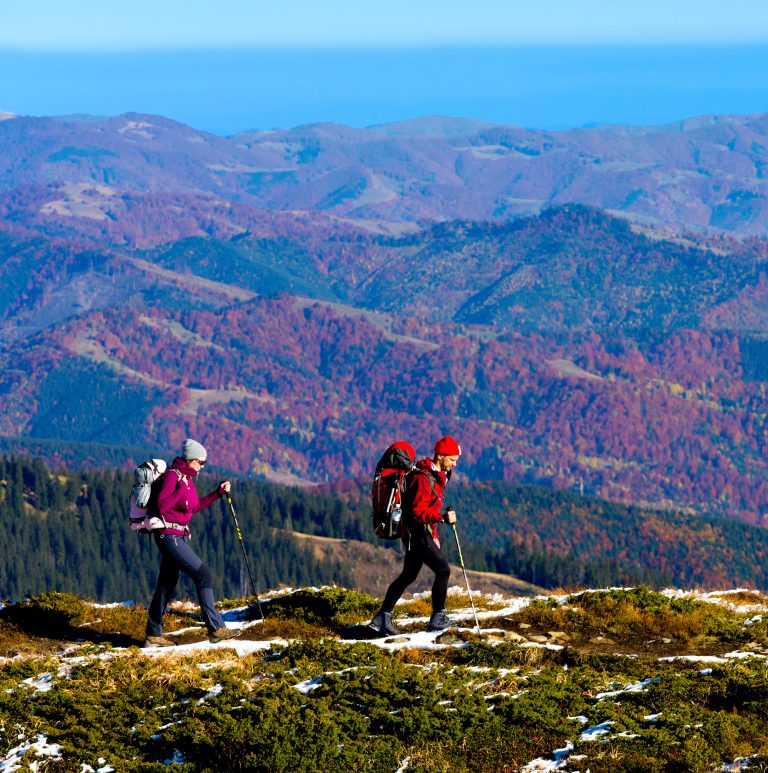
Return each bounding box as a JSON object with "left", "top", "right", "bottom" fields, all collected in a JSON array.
[
  {"left": 171, "top": 469, "right": 187, "bottom": 485},
  {"left": 404, "top": 467, "right": 439, "bottom": 501},
  {"left": 401, "top": 467, "right": 441, "bottom": 531}
]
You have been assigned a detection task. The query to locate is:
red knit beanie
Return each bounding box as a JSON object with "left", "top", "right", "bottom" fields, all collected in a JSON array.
[{"left": 434, "top": 436, "right": 461, "bottom": 456}]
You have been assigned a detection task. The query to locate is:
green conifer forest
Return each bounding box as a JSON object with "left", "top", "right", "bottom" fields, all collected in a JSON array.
[{"left": 1, "top": 455, "right": 768, "bottom": 604}]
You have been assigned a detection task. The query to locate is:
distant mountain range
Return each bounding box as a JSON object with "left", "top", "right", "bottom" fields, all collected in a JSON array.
[
  {"left": 1, "top": 110, "right": 767, "bottom": 525},
  {"left": 1, "top": 110, "right": 768, "bottom": 235}
]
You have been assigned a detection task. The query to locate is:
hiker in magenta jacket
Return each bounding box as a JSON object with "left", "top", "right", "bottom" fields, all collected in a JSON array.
[
  {"left": 370, "top": 435, "right": 461, "bottom": 635},
  {"left": 153, "top": 456, "right": 222, "bottom": 536},
  {"left": 144, "top": 438, "right": 239, "bottom": 647}
]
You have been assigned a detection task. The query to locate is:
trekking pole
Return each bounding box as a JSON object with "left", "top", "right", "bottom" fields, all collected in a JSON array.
[
  {"left": 226, "top": 496, "right": 264, "bottom": 620},
  {"left": 451, "top": 522, "right": 481, "bottom": 633}
]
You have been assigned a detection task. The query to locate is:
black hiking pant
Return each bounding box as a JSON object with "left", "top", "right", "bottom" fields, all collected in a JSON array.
[
  {"left": 146, "top": 533, "right": 224, "bottom": 636},
  {"left": 381, "top": 528, "right": 451, "bottom": 614}
]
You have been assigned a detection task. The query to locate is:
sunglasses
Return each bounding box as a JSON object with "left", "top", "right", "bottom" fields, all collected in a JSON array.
[{"left": 196, "top": 459, "right": 206, "bottom": 467}]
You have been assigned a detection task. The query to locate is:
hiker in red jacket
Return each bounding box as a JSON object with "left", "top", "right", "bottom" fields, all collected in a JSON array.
[
  {"left": 370, "top": 435, "right": 461, "bottom": 635},
  {"left": 144, "top": 439, "right": 240, "bottom": 647}
]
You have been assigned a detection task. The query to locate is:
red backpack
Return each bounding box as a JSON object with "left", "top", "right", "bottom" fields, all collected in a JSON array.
[{"left": 371, "top": 441, "right": 417, "bottom": 540}]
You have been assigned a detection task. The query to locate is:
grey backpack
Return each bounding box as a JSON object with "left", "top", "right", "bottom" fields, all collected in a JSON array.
[{"left": 129, "top": 459, "right": 167, "bottom": 532}]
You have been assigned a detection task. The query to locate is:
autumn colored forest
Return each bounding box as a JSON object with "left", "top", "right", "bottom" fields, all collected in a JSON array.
[
  {"left": 1, "top": 203, "right": 767, "bottom": 529},
  {"left": 1, "top": 114, "right": 768, "bottom": 544}
]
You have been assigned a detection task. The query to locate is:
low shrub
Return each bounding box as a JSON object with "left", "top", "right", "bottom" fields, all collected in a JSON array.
[
  {"left": 0, "top": 586, "right": 767, "bottom": 771},
  {"left": 262, "top": 587, "right": 379, "bottom": 630}
]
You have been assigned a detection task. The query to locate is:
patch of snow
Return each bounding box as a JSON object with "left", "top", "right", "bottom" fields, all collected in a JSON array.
[
  {"left": 155, "top": 721, "right": 183, "bottom": 733},
  {"left": 580, "top": 720, "right": 614, "bottom": 741},
  {"left": 346, "top": 628, "right": 453, "bottom": 652},
  {"left": 519, "top": 641, "right": 564, "bottom": 652},
  {"left": 141, "top": 637, "right": 288, "bottom": 657},
  {"left": 661, "top": 650, "right": 768, "bottom": 663},
  {"left": 395, "top": 756, "right": 411, "bottom": 773},
  {"left": 661, "top": 588, "right": 768, "bottom": 614},
  {"left": 293, "top": 674, "right": 325, "bottom": 695},
  {"left": 20, "top": 673, "right": 55, "bottom": 693},
  {"left": 0, "top": 734, "right": 62, "bottom": 771},
  {"left": 79, "top": 759, "right": 115, "bottom": 773},
  {"left": 594, "top": 677, "right": 659, "bottom": 700},
  {"left": 725, "top": 650, "right": 767, "bottom": 661},
  {"left": 292, "top": 666, "right": 374, "bottom": 695},
  {"left": 198, "top": 684, "right": 224, "bottom": 704},
  {"left": 165, "top": 626, "right": 204, "bottom": 636},
  {"left": 88, "top": 601, "right": 134, "bottom": 608},
  {"left": 521, "top": 740, "right": 574, "bottom": 771},
  {"left": 722, "top": 757, "right": 759, "bottom": 771}
]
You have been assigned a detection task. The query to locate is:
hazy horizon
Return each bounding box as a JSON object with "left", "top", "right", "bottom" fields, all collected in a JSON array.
[
  {"left": 3, "top": 43, "right": 768, "bottom": 135},
  {"left": 2, "top": 2, "right": 768, "bottom": 134}
]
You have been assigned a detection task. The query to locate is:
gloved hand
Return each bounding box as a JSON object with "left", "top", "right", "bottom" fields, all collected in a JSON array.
[{"left": 443, "top": 508, "right": 456, "bottom": 524}]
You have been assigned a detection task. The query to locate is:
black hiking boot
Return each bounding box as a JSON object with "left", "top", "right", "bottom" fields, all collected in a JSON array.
[
  {"left": 427, "top": 609, "right": 451, "bottom": 631},
  {"left": 369, "top": 610, "right": 399, "bottom": 635}
]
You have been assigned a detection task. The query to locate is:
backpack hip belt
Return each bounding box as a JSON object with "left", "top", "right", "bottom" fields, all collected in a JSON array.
[{"left": 161, "top": 521, "right": 191, "bottom": 533}]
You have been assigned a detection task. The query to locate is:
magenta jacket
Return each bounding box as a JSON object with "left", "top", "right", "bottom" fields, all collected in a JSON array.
[{"left": 156, "top": 457, "right": 224, "bottom": 536}]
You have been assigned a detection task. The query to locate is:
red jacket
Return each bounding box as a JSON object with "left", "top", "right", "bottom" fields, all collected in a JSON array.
[
  {"left": 404, "top": 458, "right": 447, "bottom": 540},
  {"left": 156, "top": 457, "right": 223, "bottom": 535}
]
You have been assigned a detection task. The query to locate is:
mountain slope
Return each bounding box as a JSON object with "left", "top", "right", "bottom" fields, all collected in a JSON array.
[
  {"left": 2, "top": 111, "right": 768, "bottom": 235},
  {"left": 359, "top": 206, "right": 768, "bottom": 329},
  {"left": 1, "top": 207, "right": 767, "bottom": 519}
]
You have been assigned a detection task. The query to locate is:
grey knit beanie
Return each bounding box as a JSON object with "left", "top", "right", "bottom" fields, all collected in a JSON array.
[{"left": 181, "top": 438, "right": 207, "bottom": 462}]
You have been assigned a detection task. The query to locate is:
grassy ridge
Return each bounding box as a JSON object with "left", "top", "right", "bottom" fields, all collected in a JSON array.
[{"left": 0, "top": 586, "right": 767, "bottom": 771}]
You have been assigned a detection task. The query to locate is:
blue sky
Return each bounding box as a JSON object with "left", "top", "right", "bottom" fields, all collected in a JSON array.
[
  {"left": 4, "top": 1, "right": 768, "bottom": 48},
  {"left": 2, "top": 1, "right": 768, "bottom": 133}
]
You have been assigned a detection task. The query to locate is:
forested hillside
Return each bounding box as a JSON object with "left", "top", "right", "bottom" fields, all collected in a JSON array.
[
  {"left": 2, "top": 455, "right": 768, "bottom": 603},
  {"left": 1, "top": 112, "right": 768, "bottom": 527},
  {"left": 1, "top": 206, "right": 767, "bottom": 523}
]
